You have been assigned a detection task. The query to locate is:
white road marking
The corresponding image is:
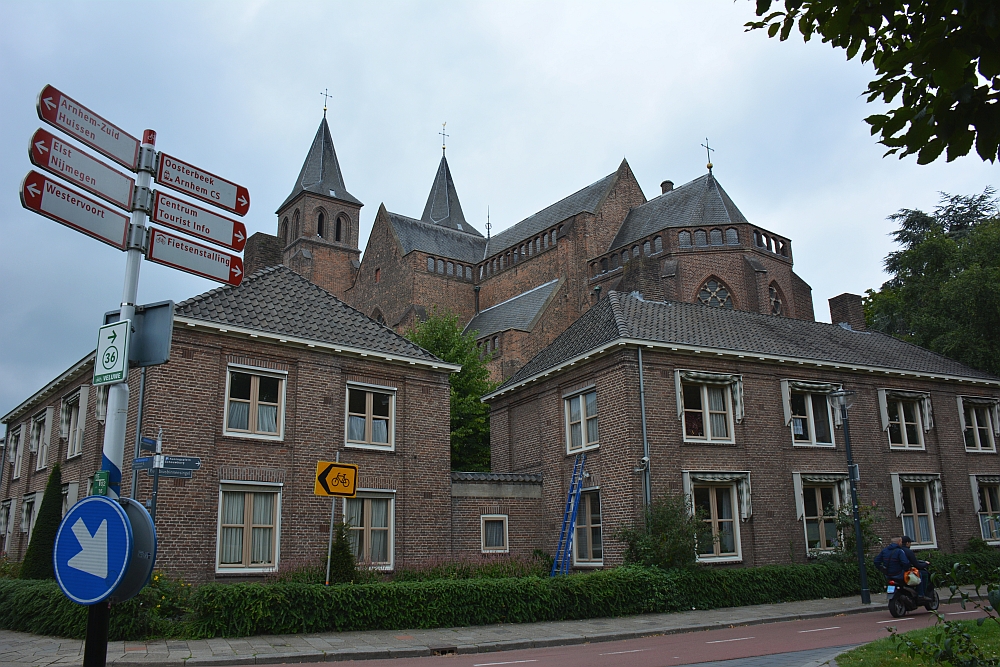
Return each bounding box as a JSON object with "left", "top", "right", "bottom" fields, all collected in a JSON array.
[
  {"left": 877, "top": 618, "right": 914, "bottom": 624},
  {"left": 948, "top": 611, "right": 978, "bottom": 615},
  {"left": 798, "top": 627, "right": 840, "bottom": 633},
  {"left": 473, "top": 661, "right": 539, "bottom": 667},
  {"left": 600, "top": 649, "right": 648, "bottom": 655},
  {"left": 706, "top": 637, "right": 755, "bottom": 644}
]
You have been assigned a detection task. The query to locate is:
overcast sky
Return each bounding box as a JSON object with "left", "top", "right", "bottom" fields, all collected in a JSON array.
[{"left": 1, "top": 1, "right": 996, "bottom": 425}]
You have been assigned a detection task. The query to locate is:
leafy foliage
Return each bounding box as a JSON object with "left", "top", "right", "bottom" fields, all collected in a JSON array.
[
  {"left": 20, "top": 464, "right": 62, "bottom": 580},
  {"left": 833, "top": 499, "right": 885, "bottom": 561},
  {"left": 327, "top": 522, "right": 357, "bottom": 584},
  {"left": 616, "top": 494, "right": 714, "bottom": 569},
  {"left": 864, "top": 189, "right": 1000, "bottom": 376},
  {"left": 747, "top": 1, "right": 1000, "bottom": 164},
  {"left": 0, "top": 554, "right": 20, "bottom": 579},
  {"left": 406, "top": 308, "right": 497, "bottom": 471}
]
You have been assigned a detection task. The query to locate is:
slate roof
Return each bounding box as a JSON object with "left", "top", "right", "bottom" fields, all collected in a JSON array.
[
  {"left": 464, "top": 279, "right": 562, "bottom": 339},
  {"left": 278, "top": 118, "right": 362, "bottom": 211},
  {"left": 174, "top": 266, "right": 440, "bottom": 362},
  {"left": 420, "top": 155, "right": 482, "bottom": 236},
  {"left": 610, "top": 173, "right": 747, "bottom": 250},
  {"left": 387, "top": 211, "right": 487, "bottom": 264},
  {"left": 451, "top": 471, "right": 543, "bottom": 483},
  {"left": 495, "top": 291, "right": 999, "bottom": 393},
  {"left": 488, "top": 168, "right": 620, "bottom": 254}
]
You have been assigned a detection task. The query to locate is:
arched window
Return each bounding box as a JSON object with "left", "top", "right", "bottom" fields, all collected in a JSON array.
[
  {"left": 611, "top": 253, "right": 619, "bottom": 270},
  {"left": 643, "top": 241, "right": 651, "bottom": 255},
  {"left": 542, "top": 234, "right": 548, "bottom": 249},
  {"left": 280, "top": 218, "right": 289, "bottom": 246},
  {"left": 493, "top": 336, "right": 499, "bottom": 353},
  {"left": 653, "top": 236, "right": 663, "bottom": 253},
  {"left": 437, "top": 259, "right": 445, "bottom": 274},
  {"left": 769, "top": 283, "right": 784, "bottom": 316},
  {"left": 336, "top": 215, "right": 344, "bottom": 242},
  {"left": 427, "top": 257, "right": 435, "bottom": 272},
  {"left": 551, "top": 230, "right": 557, "bottom": 246},
  {"left": 698, "top": 278, "right": 734, "bottom": 309},
  {"left": 465, "top": 266, "right": 472, "bottom": 281},
  {"left": 535, "top": 238, "right": 541, "bottom": 253},
  {"left": 600, "top": 258, "right": 608, "bottom": 273},
  {"left": 317, "top": 212, "right": 326, "bottom": 238},
  {"left": 710, "top": 229, "right": 723, "bottom": 246},
  {"left": 778, "top": 240, "right": 789, "bottom": 257},
  {"left": 679, "top": 231, "right": 692, "bottom": 247},
  {"left": 447, "top": 261, "right": 454, "bottom": 276},
  {"left": 292, "top": 211, "right": 300, "bottom": 240},
  {"left": 694, "top": 230, "right": 708, "bottom": 246},
  {"left": 754, "top": 230, "right": 764, "bottom": 247},
  {"left": 372, "top": 309, "right": 385, "bottom": 325},
  {"left": 725, "top": 228, "right": 739, "bottom": 245},
  {"left": 621, "top": 250, "right": 629, "bottom": 265},
  {"left": 632, "top": 246, "right": 640, "bottom": 259},
  {"left": 374, "top": 268, "right": 381, "bottom": 283},
  {"left": 590, "top": 262, "right": 598, "bottom": 277}
]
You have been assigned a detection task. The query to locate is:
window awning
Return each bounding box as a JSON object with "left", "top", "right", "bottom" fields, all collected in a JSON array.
[
  {"left": 674, "top": 370, "right": 744, "bottom": 423},
  {"left": 682, "top": 470, "right": 751, "bottom": 521}
]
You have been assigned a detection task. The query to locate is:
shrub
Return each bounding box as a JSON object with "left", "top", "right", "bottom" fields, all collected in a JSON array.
[
  {"left": 832, "top": 500, "right": 885, "bottom": 562},
  {"left": 20, "top": 464, "right": 62, "bottom": 580},
  {"left": 0, "top": 554, "right": 20, "bottom": 579},
  {"left": 616, "top": 494, "right": 713, "bottom": 569},
  {"left": 327, "top": 522, "right": 356, "bottom": 584},
  {"left": 389, "top": 553, "right": 549, "bottom": 582}
]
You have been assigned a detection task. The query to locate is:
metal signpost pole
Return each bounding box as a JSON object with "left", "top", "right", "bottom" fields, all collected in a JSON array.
[
  {"left": 325, "top": 452, "right": 339, "bottom": 586},
  {"left": 130, "top": 367, "right": 146, "bottom": 499},
  {"left": 151, "top": 429, "right": 162, "bottom": 523}
]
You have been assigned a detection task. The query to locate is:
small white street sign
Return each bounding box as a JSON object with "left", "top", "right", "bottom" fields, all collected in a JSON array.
[{"left": 94, "top": 320, "right": 130, "bottom": 385}]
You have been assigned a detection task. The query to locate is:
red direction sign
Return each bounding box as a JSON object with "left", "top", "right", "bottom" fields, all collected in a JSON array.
[
  {"left": 29, "top": 129, "right": 135, "bottom": 211},
  {"left": 37, "top": 85, "right": 140, "bottom": 172},
  {"left": 20, "top": 171, "right": 129, "bottom": 250},
  {"left": 146, "top": 228, "right": 244, "bottom": 286},
  {"left": 151, "top": 192, "right": 247, "bottom": 252},
  {"left": 155, "top": 153, "right": 249, "bottom": 216}
]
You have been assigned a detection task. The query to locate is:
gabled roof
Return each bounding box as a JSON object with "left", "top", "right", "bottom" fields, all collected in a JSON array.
[
  {"left": 492, "top": 291, "right": 999, "bottom": 396},
  {"left": 278, "top": 117, "right": 362, "bottom": 212},
  {"left": 610, "top": 173, "right": 747, "bottom": 250},
  {"left": 420, "top": 155, "right": 481, "bottom": 236},
  {"left": 464, "top": 279, "right": 562, "bottom": 339},
  {"left": 386, "top": 211, "right": 487, "bottom": 264},
  {"left": 175, "top": 266, "right": 439, "bottom": 362},
  {"left": 488, "top": 167, "right": 621, "bottom": 254}
]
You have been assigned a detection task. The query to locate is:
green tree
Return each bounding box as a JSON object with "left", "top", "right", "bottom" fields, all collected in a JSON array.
[
  {"left": 615, "top": 494, "right": 714, "bottom": 570},
  {"left": 864, "top": 188, "right": 1000, "bottom": 376},
  {"left": 20, "top": 464, "right": 62, "bottom": 580},
  {"left": 326, "top": 522, "right": 356, "bottom": 584},
  {"left": 747, "top": 1, "right": 1000, "bottom": 164},
  {"left": 406, "top": 309, "right": 497, "bottom": 471}
]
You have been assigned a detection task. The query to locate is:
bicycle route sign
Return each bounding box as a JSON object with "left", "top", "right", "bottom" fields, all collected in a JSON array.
[
  {"left": 94, "top": 320, "right": 130, "bottom": 385},
  {"left": 314, "top": 461, "right": 358, "bottom": 497}
]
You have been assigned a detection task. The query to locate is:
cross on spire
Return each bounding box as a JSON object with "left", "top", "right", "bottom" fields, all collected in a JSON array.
[
  {"left": 320, "top": 88, "right": 331, "bottom": 118},
  {"left": 440, "top": 122, "right": 449, "bottom": 155},
  {"left": 701, "top": 138, "right": 715, "bottom": 172}
]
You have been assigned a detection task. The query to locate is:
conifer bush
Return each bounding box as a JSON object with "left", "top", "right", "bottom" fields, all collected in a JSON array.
[{"left": 20, "top": 464, "right": 62, "bottom": 580}]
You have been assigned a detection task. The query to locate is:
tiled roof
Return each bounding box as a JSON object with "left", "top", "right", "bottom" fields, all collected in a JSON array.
[
  {"left": 451, "top": 471, "right": 543, "bottom": 483},
  {"left": 464, "top": 279, "right": 562, "bottom": 339},
  {"left": 610, "top": 173, "right": 747, "bottom": 250},
  {"left": 488, "top": 168, "right": 620, "bottom": 254},
  {"left": 420, "top": 155, "right": 482, "bottom": 236},
  {"left": 387, "top": 212, "right": 487, "bottom": 264},
  {"left": 278, "top": 118, "right": 362, "bottom": 211},
  {"left": 496, "top": 291, "right": 999, "bottom": 392},
  {"left": 174, "top": 266, "right": 439, "bottom": 362}
]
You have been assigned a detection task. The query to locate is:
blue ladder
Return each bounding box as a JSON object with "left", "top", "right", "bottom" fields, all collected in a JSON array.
[{"left": 551, "top": 453, "right": 586, "bottom": 576}]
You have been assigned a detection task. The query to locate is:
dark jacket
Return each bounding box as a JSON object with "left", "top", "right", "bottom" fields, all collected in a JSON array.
[
  {"left": 874, "top": 542, "right": 910, "bottom": 578},
  {"left": 900, "top": 544, "right": 927, "bottom": 570}
]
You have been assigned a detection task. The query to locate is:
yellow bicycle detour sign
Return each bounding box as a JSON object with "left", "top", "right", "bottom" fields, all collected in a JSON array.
[{"left": 313, "top": 461, "right": 359, "bottom": 497}]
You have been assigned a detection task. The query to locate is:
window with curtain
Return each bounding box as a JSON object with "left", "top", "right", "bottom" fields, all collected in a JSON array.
[
  {"left": 346, "top": 387, "right": 394, "bottom": 448},
  {"left": 65, "top": 394, "right": 83, "bottom": 458},
  {"left": 217, "top": 488, "right": 279, "bottom": 569},
  {"left": 964, "top": 404, "right": 996, "bottom": 452},
  {"left": 226, "top": 370, "right": 284, "bottom": 437},
  {"left": 694, "top": 485, "right": 737, "bottom": 559},
  {"left": 790, "top": 392, "right": 834, "bottom": 446},
  {"left": 683, "top": 383, "right": 732, "bottom": 442},
  {"left": 888, "top": 399, "right": 924, "bottom": 449},
  {"left": 481, "top": 515, "right": 508, "bottom": 553},
  {"left": 901, "top": 484, "right": 935, "bottom": 545},
  {"left": 11, "top": 427, "right": 24, "bottom": 480},
  {"left": 803, "top": 486, "right": 838, "bottom": 551},
  {"left": 31, "top": 412, "right": 47, "bottom": 471},
  {"left": 979, "top": 484, "right": 1000, "bottom": 541},
  {"left": 345, "top": 496, "right": 392, "bottom": 566},
  {"left": 574, "top": 491, "right": 602, "bottom": 564},
  {"left": 565, "top": 390, "right": 599, "bottom": 453}
]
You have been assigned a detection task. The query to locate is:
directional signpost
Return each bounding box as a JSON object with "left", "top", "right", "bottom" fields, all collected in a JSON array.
[
  {"left": 20, "top": 171, "right": 130, "bottom": 250},
  {"left": 37, "top": 84, "right": 141, "bottom": 171},
  {"left": 146, "top": 227, "right": 244, "bottom": 285},
  {"left": 314, "top": 460, "right": 359, "bottom": 586},
  {"left": 151, "top": 191, "right": 247, "bottom": 251},
  {"left": 94, "top": 321, "right": 130, "bottom": 386},
  {"left": 29, "top": 128, "right": 135, "bottom": 210},
  {"left": 155, "top": 153, "right": 250, "bottom": 216}
]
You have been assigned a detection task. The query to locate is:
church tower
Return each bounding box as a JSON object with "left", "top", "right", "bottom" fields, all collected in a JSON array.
[{"left": 275, "top": 116, "right": 362, "bottom": 299}]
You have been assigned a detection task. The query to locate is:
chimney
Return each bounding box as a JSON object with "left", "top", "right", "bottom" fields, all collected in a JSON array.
[
  {"left": 660, "top": 180, "right": 674, "bottom": 194},
  {"left": 829, "top": 293, "right": 866, "bottom": 331}
]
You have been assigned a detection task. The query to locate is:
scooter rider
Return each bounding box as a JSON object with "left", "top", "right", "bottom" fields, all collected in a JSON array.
[
  {"left": 900, "top": 535, "right": 931, "bottom": 602},
  {"left": 874, "top": 536, "right": 909, "bottom": 582}
]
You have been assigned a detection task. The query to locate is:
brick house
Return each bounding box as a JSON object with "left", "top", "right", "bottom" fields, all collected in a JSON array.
[{"left": 482, "top": 290, "right": 1000, "bottom": 566}]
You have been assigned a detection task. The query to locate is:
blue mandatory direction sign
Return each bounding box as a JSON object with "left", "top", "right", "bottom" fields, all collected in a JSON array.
[{"left": 53, "top": 496, "right": 133, "bottom": 605}]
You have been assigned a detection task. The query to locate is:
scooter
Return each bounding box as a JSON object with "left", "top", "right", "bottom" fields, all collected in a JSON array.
[{"left": 886, "top": 572, "right": 940, "bottom": 617}]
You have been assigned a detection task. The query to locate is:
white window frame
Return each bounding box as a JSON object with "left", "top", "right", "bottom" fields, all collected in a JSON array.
[
  {"left": 63, "top": 387, "right": 88, "bottom": 459},
  {"left": 801, "top": 484, "right": 840, "bottom": 552},
  {"left": 959, "top": 397, "right": 998, "bottom": 453},
  {"left": 342, "top": 492, "right": 395, "bottom": 570},
  {"left": 792, "top": 472, "right": 850, "bottom": 556},
  {"left": 11, "top": 426, "right": 24, "bottom": 480},
  {"left": 789, "top": 392, "right": 836, "bottom": 447},
  {"left": 214, "top": 481, "right": 283, "bottom": 574},
  {"left": 886, "top": 398, "right": 925, "bottom": 450},
  {"left": 0, "top": 499, "right": 10, "bottom": 549},
  {"left": 564, "top": 388, "right": 599, "bottom": 454},
  {"left": 681, "top": 383, "right": 735, "bottom": 443},
  {"left": 31, "top": 409, "right": 53, "bottom": 471},
  {"left": 900, "top": 484, "right": 936, "bottom": 548},
  {"left": 890, "top": 473, "right": 940, "bottom": 549},
  {"left": 692, "top": 482, "right": 742, "bottom": 562},
  {"left": 481, "top": 514, "right": 509, "bottom": 553},
  {"left": 21, "top": 493, "right": 40, "bottom": 543},
  {"left": 345, "top": 382, "right": 397, "bottom": 451},
  {"left": 223, "top": 365, "right": 287, "bottom": 441},
  {"left": 573, "top": 488, "right": 603, "bottom": 567},
  {"left": 878, "top": 389, "right": 934, "bottom": 450}
]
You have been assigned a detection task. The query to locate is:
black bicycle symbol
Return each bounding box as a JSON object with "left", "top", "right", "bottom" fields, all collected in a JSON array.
[{"left": 329, "top": 472, "right": 350, "bottom": 487}]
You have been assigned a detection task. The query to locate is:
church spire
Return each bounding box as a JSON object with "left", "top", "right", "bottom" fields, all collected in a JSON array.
[
  {"left": 277, "top": 116, "right": 362, "bottom": 213},
  {"left": 419, "top": 153, "right": 481, "bottom": 236}
]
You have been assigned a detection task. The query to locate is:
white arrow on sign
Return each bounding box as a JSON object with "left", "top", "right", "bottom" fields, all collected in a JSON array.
[
  {"left": 26, "top": 182, "right": 40, "bottom": 197},
  {"left": 67, "top": 518, "right": 108, "bottom": 579}
]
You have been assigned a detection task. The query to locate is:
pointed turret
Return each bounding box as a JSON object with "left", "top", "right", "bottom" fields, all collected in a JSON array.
[
  {"left": 420, "top": 155, "right": 481, "bottom": 236},
  {"left": 277, "top": 117, "right": 362, "bottom": 213}
]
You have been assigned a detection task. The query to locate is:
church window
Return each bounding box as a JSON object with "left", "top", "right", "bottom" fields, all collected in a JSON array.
[
  {"left": 726, "top": 228, "right": 739, "bottom": 245},
  {"left": 621, "top": 250, "right": 629, "bottom": 266},
  {"left": 632, "top": 246, "right": 640, "bottom": 259},
  {"left": 484, "top": 339, "right": 491, "bottom": 354},
  {"left": 778, "top": 240, "right": 789, "bottom": 257},
  {"left": 447, "top": 261, "right": 454, "bottom": 276},
  {"left": 336, "top": 216, "right": 345, "bottom": 243},
  {"left": 542, "top": 234, "right": 548, "bottom": 249},
  {"left": 643, "top": 241, "right": 651, "bottom": 255},
  {"left": 590, "top": 263, "right": 598, "bottom": 277},
  {"left": 427, "top": 257, "right": 435, "bottom": 272},
  {"left": 552, "top": 230, "right": 558, "bottom": 246},
  {"left": 493, "top": 336, "right": 500, "bottom": 353},
  {"left": 226, "top": 368, "right": 285, "bottom": 439},
  {"left": 479, "top": 266, "right": 484, "bottom": 280},
  {"left": 600, "top": 258, "right": 608, "bottom": 273},
  {"left": 436, "top": 259, "right": 444, "bottom": 274},
  {"left": 653, "top": 236, "right": 663, "bottom": 253},
  {"left": 292, "top": 211, "right": 300, "bottom": 241},
  {"left": 710, "top": 229, "right": 723, "bottom": 246},
  {"left": 465, "top": 266, "right": 472, "bottom": 281},
  {"left": 679, "top": 231, "right": 692, "bottom": 248},
  {"left": 694, "top": 230, "right": 708, "bottom": 246},
  {"left": 698, "top": 279, "right": 734, "bottom": 309},
  {"left": 611, "top": 254, "right": 619, "bottom": 270},
  {"left": 535, "top": 238, "right": 541, "bottom": 253},
  {"left": 280, "top": 219, "right": 289, "bottom": 246},
  {"left": 317, "top": 212, "right": 326, "bottom": 239},
  {"left": 375, "top": 268, "right": 381, "bottom": 283},
  {"left": 347, "top": 385, "right": 395, "bottom": 450},
  {"left": 769, "top": 284, "right": 783, "bottom": 315}
]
